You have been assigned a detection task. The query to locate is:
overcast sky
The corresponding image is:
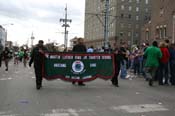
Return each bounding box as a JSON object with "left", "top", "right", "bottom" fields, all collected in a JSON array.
[{"left": 0, "top": 0, "right": 85, "bottom": 46}]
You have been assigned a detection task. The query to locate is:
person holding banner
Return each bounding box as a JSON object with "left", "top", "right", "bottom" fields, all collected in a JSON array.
[
  {"left": 72, "top": 37, "right": 87, "bottom": 86},
  {"left": 111, "top": 48, "right": 123, "bottom": 87},
  {"left": 29, "top": 40, "right": 47, "bottom": 90}
]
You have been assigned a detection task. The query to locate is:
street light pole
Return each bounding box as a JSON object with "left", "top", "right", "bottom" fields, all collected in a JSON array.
[
  {"left": 104, "top": 0, "right": 110, "bottom": 49},
  {"left": 31, "top": 32, "right": 35, "bottom": 48}
]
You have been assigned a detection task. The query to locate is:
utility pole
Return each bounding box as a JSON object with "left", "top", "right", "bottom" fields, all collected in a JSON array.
[
  {"left": 103, "top": 0, "right": 110, "bottom": 49},
  {"left": 60, "top": 5, "right": 72, "bottom": 48},
  {"left": 31, "top": 32, "right": 35, "bottom": 48}
]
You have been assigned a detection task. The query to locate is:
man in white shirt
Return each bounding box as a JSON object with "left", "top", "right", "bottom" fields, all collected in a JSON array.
[{"left": 87, "top": 46, "right": 94, "bottom": 53}]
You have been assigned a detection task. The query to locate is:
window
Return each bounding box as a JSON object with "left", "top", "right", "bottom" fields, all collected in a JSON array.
[
  {"left": 135, "top": 32, "right": 139, "bottom": 37},
  {"left": 120, "top": 32, "right": 124, "bottom": 36},
  {"left": 136, "top": 0, "right": 140, "bottom": 3},
  {"left": 155, "top": 27, "right": 159, "bottom": 38},
  {"left": 111, "top": 31, "right": 114, "bottom": 36},
  {"left": 136, "top": 16, "right": 139, "bottom": 20},
  {"left": 128, "top": 32, "right": 131, "bottom": 36},
  {"left": 129, "top": 0, "right": 132, "bottom": 2},
  {"left": 145, "top": 8, "right": 148, "bottom": 12},
  {"left": 145, "top": 30, "right": 149, "bottom": 40},
  {"left": 160, "top": 8, "right": 164, "bottom": 17},
  {"left": 144, "top": 16, "right": 148, "bottom": 21},
  {"left": 121, "top": 0, "right": 125, "bottom": 1},
  {"left": 128, "top": 24, "right": 131, "bottom": 28},
  {"left": 136, "top": 24, "right": 139, "bottom": 29},
  {"left": 160, "top": 27, "right": 163, "bottom": 39},
  {"left": 163, "top": 26, "right": 167, "bottom": 38},
  {"left": 136, "top": 7, "right": 139, "bottom": 12},
  {"left": 145, "top": 0, "right": 149, "bottom": 4},
  {"left": 128, "top": 14, "right": 132, "bottom": 19},
  {"left": 111, "top": 23, "right": 114, "bottom": 28},
  {"left": 121, "top": 14, "right": 124, "bottom": 18},
  {"left": 120, "top": 23, "right": 124, "bottom": 28},
  {"left": 129, "top": 6, "right": 132, "bottom": 11},
  {"left": 121, "top": 5, "right": 125, "bottom": 10}
]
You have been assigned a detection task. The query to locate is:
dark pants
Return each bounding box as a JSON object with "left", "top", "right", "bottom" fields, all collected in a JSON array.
[
  {"left": 158, "top": 62, "right": 169, "bottom": 84},
  {"left": 134, "top": 63, "right": 140, "bottom": 75},
  {"left": 170, "top": 63, "right": 175, "bottom": 85},
  {"left": 145, "top": 67, "right": 158, "bottom": 85},
  {"left": 4, "top": 59, "right": 9, "bottom": 70},
  {"left": 72, "top": 81, "right": 84, "bottom": 85},
  {"left": 111, "top": 67, "right": 120, "bottom": 86},
  {"left": 0, "top": 54, "right": 2, "bottom": 67},
  {"left": 34, "top": 65, "right": 43, "bottom": 86}
]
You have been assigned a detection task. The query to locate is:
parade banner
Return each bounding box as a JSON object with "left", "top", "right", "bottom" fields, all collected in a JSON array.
[{"left": 42, "top": 52, "right": 115, "bottom": 82}]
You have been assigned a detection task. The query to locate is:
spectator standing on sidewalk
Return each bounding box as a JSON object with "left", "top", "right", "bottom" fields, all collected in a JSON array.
[
  {"left": 119, "top": 42, "right": 128, "bottom": 79},
  {"left": 158, "top": 42, "right": 170, "bottom": 85},
  {"left": 87, "top": 45, "right": 94, "bottom": 53},
  {"left": 144, "top": 41, "right": 162, "bottom": 86},
  {"left": 29, "top": 40, "right": 47, "bottom": 90},
  {"left": 169, "top": 43, "right": 175, "bottom": 85}
]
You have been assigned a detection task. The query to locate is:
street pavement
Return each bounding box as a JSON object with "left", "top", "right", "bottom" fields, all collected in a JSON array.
[{"left": 0, "top": 61, "right": 175, "bottom": 116}]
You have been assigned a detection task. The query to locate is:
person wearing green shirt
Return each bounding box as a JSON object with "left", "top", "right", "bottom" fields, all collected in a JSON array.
[{"left": 144, "top": 41, "right": 162, "bottom": 86}]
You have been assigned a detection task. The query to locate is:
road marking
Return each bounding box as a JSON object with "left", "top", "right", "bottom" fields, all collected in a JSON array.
[
  {"left": 67, "top": 109, "right": 79, "bottom": 116},
  {"left": 0, "top": 112, "right": 6, "bottom": 114},
  {"left": 0, "top": 78, "right": 7, "bottom": 81},
  {"left": 8, "top": 77, "right": 12, "bottom": 80},
  {"left": 112, "top": 104, "right": 168, "bottom": 113},
  {"left": 0, "top": 111, "right": 16, "bottom": 116},
  {"left": 41, "top": 108, "right": 94, "bottom": 116},
  {"left": 15, "top": 71, "right": 19, "bottom": 74},
  {"left": 43, "top": 113, "right": 69, "bottom": 116},
  {"left": 0, "top": 78, "right": 13, "bottom": 81}
]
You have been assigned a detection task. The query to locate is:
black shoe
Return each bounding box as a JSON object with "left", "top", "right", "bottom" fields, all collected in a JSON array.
[
  {"left": 78, "top": 82, "right": 85, "bottom": 86},
  {"left": 149, "top": 79, "right": 153, "bottom": 86},
  {"left": 36, "top": 85, "right": 41, "bottom": 90},
  {"left": 164, "top": 83, "right": 169, "bottom": 86},
  {"left": 5, "top": 68, "right": 8, "bottom": 71},
  {"left": 145, "top": 78, "right": 149, "bottom": 81},
  {"left": 113, "top": 84, "right": 119, "bottom": 87},
  {"left": 72, "top": 81, "right": 76, "bottom": 85}
]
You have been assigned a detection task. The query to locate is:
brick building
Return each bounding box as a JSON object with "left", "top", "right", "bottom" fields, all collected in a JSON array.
[
  {"left": 84, "top": 0, "right": 151, "bottom": 48},
  {"left": 0, "top": 25, "right": 7, "bottom": 49},
  {"left": 141, "top": 0, "right": 175, "bottom": 44}
]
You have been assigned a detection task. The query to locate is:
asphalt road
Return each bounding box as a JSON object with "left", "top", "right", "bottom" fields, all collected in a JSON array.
[{"left": 0, "top": 61, "right": 175, "bottom": 116}]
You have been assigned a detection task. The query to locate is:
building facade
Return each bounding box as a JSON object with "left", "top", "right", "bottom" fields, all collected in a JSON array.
[
  {"left": 141, "top": 0, "right": 175, "bottom": 44},
  {"left": 84, "top": 0, "right": 151, "bottom": 48},
  {"left": 0, "top": 25, "right": 7, "bottom": 49}
]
